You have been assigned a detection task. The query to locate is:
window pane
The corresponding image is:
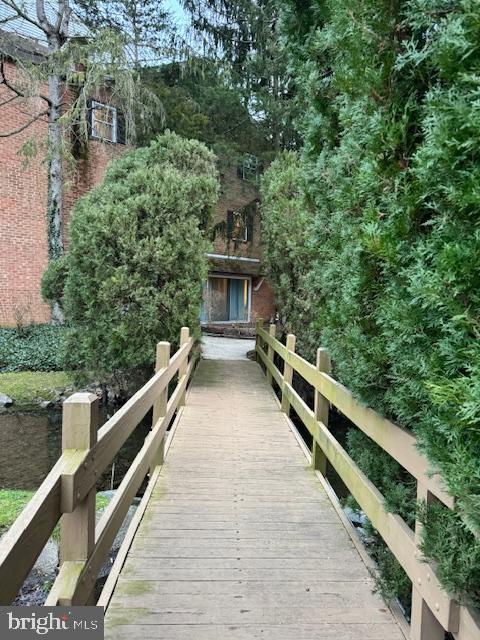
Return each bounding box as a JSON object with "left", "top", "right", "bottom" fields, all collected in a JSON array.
[
  {"left": 95, "top": 105, "right": 114, "bottom": 124},
  {"left": 92, "top": 103, "right": 116, "bottom": 141},
  {"left": 232, "top": 212, "right": 246, "bottom": 241},
  {"left": 94, "top": 120, "right": 114, "bottom": 141}
]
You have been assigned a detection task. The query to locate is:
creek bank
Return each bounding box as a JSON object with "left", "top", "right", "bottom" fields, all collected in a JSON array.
[
  {"left": 0, "top": 371, "right": 127, "bottom": 411},
  {"left": 4, "top": 491, "right": 140, "bottom": 606}
]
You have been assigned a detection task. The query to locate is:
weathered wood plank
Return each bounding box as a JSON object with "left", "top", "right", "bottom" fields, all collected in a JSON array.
[
  {"left": 105, "top": 622, "right": 405, "bottom": 640},
  {"left": 0, "top": 453, "right": 81, "bottom": 604},
  {"left": 105, "top": 360, "right": 405, "bottom": 640},
  {"left": 257, "top": 327, "right": 452, "bottom": 507}
]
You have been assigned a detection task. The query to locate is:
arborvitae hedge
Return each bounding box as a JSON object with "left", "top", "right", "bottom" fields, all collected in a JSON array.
[
  {"left": 261, "top": 0, "right": 480, "bottom": 609},
  {"left": 58, "top": 132, "right": 218, "bottom": 383}
]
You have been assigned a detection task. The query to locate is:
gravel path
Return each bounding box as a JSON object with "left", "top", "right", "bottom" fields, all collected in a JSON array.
[{"left": 201, "top": 335, "right": 255, "bottom": 360}]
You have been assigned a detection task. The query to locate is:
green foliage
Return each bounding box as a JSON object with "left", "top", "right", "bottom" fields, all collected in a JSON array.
[
  {"left": 261, "top": 0, "right": 480, "bottom": 607},
  {"left": 0, "top": 490, "right": 111, "bottom": 537},
  {"left": 260, "top": 152, "right": 313, "bottom": 347},
  {"left": 0, "top": 491, "right": 34, "bottom": 534},
  {"left": 63, "top": 132, "right": 218, "bottom": 382},
  {"left": 138, "top": 60, "right": 274, "bottom": 160},
  {"left": 419, "top": 501, "right": 480, "bottom": 608},
  {"left": 182, "top": 0, "right": 299, "bottom": 151},
  {"left": 41, "top": 255, "right": 70, "bottom": 309},
  {"left": 0, "top": 326, "right": 63, "bottom": 373},
  {"left": 76, "top": 0, "right": 171, "bottom": 67}
]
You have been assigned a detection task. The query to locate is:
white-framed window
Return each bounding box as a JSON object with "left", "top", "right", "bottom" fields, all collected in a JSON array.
[{"left": 91, "top": 100, "right": 117, "bottom": 143}]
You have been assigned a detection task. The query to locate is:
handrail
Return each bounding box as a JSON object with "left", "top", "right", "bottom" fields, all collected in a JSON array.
[
  {"left": 0, "top": 327, "right": 198, "bottom": 606},
  {"left": 255, "top": 322, "right": 480, "bottom": 640}
]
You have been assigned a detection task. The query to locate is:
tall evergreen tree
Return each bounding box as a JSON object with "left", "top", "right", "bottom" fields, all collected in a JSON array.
[
  {"left": 76, "top": 0, "right": 171, "bottom": 68},
  {"left": 182, "top": 0, "right": 298, "bottom": 151}
]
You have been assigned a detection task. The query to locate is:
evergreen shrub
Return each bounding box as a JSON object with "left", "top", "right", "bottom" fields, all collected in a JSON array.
[
  {"left": 60, "top": 132, "right": 218, "bottom": 382},
  {"left": 261, "top": 0, "right": 480, "bottom": 608}
]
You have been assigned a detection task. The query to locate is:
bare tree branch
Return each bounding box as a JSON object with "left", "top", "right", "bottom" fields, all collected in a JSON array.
[
  {"left": 0, "top": 14, "right": 19, "bottom": 25},
  {"left": 0, "top": 58, "right": 52, "bottom": 106},
  {"left": 35, "top": 0, "right": 53, "bottom": 35},
  {"left": 0, "top": 109, "right": 48, "bottom": 136},
  {"left": 1, "top": 0, "right": 43, "bottom": 30},
  {"left": 0, "top": 92, "right": 20, "bottom": 107},
  {"left": 0, "top": 58, "right": 24, "bottom": 97},
  {"left": 55, "top": 0, "right": 71, "bottom": 37}
]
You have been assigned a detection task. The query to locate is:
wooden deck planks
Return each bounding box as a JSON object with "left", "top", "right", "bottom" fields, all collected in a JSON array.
[{"left": 104, "top": 359, "right": 405, "bottom": 640}]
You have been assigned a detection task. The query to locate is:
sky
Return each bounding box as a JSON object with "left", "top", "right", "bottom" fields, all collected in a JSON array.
[
  {"left": 165, "top": 0, "right": 188, "bottom": 25},
  {"left": 0, "top": 0, "right": 190, "bottom": 43}
]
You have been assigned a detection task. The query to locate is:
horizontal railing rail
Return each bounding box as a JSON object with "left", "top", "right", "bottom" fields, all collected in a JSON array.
[
  {"left": 0, "top": 326, "right": 198, "bottom": 606},
  {"left": 255, "top": 321, "right": 480, "bottom": 640}
]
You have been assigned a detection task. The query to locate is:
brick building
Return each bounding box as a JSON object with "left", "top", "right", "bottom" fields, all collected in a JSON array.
[
  {"left": 0, "top": 33, "right": 126, "bottom": 326},
  {"left": 201, "top": 157, "right": 276, "bottom": 334},
  {"left": 0, "top": 31, "right": 275, "bottom": 331}
]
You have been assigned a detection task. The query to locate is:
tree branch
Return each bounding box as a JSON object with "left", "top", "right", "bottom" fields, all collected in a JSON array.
[
  {"left": 0, "top": 109, "right": 48, "bottom": 136},
  {"left": 1, "top": 0, "right": 43, "bottom": 30},
  {"left": 35, "top": 0, "right": 53, "bottom": 35},
  {"left": 0, "top": 58, "right": 24, "bottom": 97},
  {"left": 0, "top": 59, "right": 52, "bottom": 106},
  {"left": 55, "top": 0, "right": 71, "bottom": 37},
  {"left": 0, "top": 93, "right": 20, "bottom": 108}
]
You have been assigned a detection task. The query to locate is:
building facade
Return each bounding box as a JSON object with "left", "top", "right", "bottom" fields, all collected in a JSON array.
[
  {"left": 0, "top": 35, "right": 126, "bottom": 326},
  {"left": 200, "top": 160, "right": 276, "bottom": 334},
  {"left": 0, "top": 34, "right": 275, "bottom": 331}
]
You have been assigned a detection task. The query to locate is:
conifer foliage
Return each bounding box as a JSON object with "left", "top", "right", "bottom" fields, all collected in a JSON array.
[
  {"left": 262, "top": 0, "right": 480, "bottom": 608},
  {"left": 59, "top": 132, "right": 218, "bottom": 382}
]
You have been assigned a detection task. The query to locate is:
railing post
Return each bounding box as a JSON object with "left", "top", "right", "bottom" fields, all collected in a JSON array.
[
  {"left": 266, "top": 323, "right": 276, "bottom": 385},
  {"left": 255, "top": 317, "right": 263, "bottom": 360},
  {"left": 151, "top": 341, "right": 171, "bottom": 471},
  {"left": 179, "top": 326, "right": 190, "bottom": 406},
  {"left": 60, "top": 393, "right": 98, "bottom": 567},
  {"left": 280, "top": 333, "right": 296, "bottom": 414},
  {"left": 312, "top": 348, "right": 331, "bottom": 475},
  {"left": 410, "top": 483, "right": 445, "bottom": 640}
]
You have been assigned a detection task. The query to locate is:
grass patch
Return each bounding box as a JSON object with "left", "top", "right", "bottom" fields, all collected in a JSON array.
[
  {"left": 0, "top": 490, "right": 112, "bottom": 536},
  {"left": 0, "top": 371, "right": 74, "bottom": 403}
]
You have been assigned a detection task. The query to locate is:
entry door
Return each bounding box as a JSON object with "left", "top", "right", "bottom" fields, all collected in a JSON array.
[{"left": 201, "top": 277, "right": 250, "bottom": 323}]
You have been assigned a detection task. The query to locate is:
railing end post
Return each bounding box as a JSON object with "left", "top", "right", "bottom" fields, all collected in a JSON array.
[
  {"left": 156, "top": 341, "right": 171, "bottom": 371},
  {"left": 60, "top": 392, "right": 98, "bottom": 567},
  {"left": 62, "top": 392, "right": 99, "bottom": 453},
  {"left": 180, "top": 326, "right": 190, "bottom": 345}
]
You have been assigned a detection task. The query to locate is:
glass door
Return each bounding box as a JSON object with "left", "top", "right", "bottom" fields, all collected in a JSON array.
[{"left": 200, "top": 277, "right": 250, "bottom": 323}]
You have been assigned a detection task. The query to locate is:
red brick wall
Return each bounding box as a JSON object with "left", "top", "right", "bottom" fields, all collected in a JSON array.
[
  {"left": 251, "top": 277, "right": 276, "bottom": 324},
  {"left": 213, "top": 166, "right": 262, "bottom": 260},
  {"left": 0, "top": 60, "right": 124, "bottom": 326}
]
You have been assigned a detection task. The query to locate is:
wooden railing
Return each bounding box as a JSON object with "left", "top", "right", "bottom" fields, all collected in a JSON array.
[
  {"left": 256, "top": 322, "right": 480, "bottom": 640},
  {"left": 0, "top": 327, "right": 197, "bottom": 606}
]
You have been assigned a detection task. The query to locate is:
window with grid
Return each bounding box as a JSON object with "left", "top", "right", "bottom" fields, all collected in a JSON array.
[{"left": 91, "top": 101, "right": 117, "bottom": 143}]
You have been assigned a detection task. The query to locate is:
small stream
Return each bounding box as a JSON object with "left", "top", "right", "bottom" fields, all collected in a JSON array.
[
  {"left": 0, "top": 406, "right": 151, "bottom": 492},
  {"left": 0, "top": 404, "right": 152, "bottom": 605}
]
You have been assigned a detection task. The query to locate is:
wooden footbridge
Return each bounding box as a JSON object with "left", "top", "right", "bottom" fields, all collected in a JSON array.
[{"left": 0, "top": 325, "right": 479, "bottom": 640}]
